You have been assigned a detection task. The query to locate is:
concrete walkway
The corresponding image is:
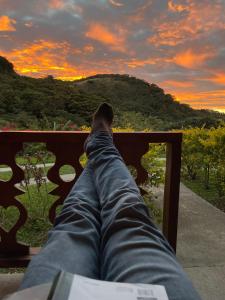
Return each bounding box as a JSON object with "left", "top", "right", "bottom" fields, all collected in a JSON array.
[
  {"left": 14, "top": 173, "right": 75, "bottom": 187},
  {"left": 1, "top": 183, "right": 225, "bottom": 299},
  {"left": 0, "top": 163, "right": 54, "bottom": 172},
  {"left": 153, "top": 183, "right": 225, "bottom": 300}
]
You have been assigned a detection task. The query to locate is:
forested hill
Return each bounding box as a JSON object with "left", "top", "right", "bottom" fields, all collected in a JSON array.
[{"left": 0, "top": 56, "right": 224, "bottom": 130}]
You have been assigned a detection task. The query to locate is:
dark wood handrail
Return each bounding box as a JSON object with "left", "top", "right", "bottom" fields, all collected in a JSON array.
[{"left": 0, "top": 131, "right": 182, "bottom": 267}]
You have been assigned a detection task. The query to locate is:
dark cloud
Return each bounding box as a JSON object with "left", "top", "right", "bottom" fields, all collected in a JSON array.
[{"left": 0, "top": 0, "right": 224, "bottom": 111}]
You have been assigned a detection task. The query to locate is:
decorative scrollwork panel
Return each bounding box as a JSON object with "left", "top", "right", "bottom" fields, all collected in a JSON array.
[
  {"left": 0, "top": 131, "right": 182, "bottom": 266},
  {"left": 0, "top": 143, "right": 29, "bottom": 256},
  {"left": 46, "top": 142, "right": 84, "bottom": 223}
]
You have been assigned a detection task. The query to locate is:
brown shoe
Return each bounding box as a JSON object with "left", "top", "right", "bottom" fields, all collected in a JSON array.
[{"left": 91, "top": 103, "right": 114, "bottom": 134}]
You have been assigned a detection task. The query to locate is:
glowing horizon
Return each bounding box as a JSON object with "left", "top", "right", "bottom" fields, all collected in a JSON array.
[
  {"left": 11, "top": 63, "right": 225, "bottom": 113},
  {"left": 0, "top": 0, "right": 225, "bottom": 113}
]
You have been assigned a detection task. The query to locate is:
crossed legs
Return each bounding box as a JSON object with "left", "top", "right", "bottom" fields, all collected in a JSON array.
[{"left": 20, "top": 106, "right": 200, "bottom": 299}]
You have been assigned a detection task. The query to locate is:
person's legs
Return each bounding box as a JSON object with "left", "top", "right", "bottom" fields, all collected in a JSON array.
[
  {"left": 20, "top": 163, "right": 101, "bottom": 289},
  {"left": 85, "top": 131, "right": 201, "bottom": 300}
]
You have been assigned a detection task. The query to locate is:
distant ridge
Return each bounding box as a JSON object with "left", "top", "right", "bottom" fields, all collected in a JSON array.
[
  {"left": 0, "top": 56, "right": 17, "bottom": 75},
  {"left": 0, "top": 56, "right": 224, "bottom": 130},
  {"left": 72, "top": 73, "right": 224, "bottom": 129}
]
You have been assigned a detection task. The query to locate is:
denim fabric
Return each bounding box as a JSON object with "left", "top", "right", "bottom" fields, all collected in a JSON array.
[{"left": 20, "top": 131, "right": 201, "bottom": 299}]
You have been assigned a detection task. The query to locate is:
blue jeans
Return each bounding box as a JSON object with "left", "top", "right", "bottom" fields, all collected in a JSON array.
[{"left": 20, "top": 132, "right": 200, "bottom": 299}]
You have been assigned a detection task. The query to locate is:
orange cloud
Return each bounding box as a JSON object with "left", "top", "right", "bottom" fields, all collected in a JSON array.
[
  {"left": 210, "top": 73, "right": 225, "bottom": 86},
  {"left": 149, "top": 1, "right": 225, "bottom": 47},
  {"left": 0, "top": 15, "right": 16, "bottom": 31},
  {"left": 168, "top": 89, "right": 225, "bottom": 112},
  {"left": 173, "top": 49, "right": 212, "bottom": 69},
  {"left": 163, "top": 80, "right": 194, "bottom": 88},
  {"left": 86, "top": 23, "right": 126, "bottom": 52},
  {"left": 48, "top": 0, "right": 83, "bottom": 16},
  {"left": 49, "top": 0, "right": 65, "bottom": 9},
  {"left": 83, "top": 45, "right": 94, "bottom": 53},
  {"left": 148, "top": 30, "right": 183, "bottom": 46},
  {"left": 0, "top": 40, "right": 88, "bottom": 80},
  {"left": 168, "top": 0, "right": 187, "bottom": 12},
  {"left": 126, "top": 57, "right": 164, "bottom": 68}
]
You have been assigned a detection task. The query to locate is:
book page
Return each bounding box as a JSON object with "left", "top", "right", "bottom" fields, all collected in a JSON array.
[{"left": 68, "top": 274, "right": 169, "bottom": 300}]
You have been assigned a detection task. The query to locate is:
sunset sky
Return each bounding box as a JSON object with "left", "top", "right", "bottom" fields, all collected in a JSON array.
[{"left": 0, "top": 0, "right": 225, "bottom": 112}]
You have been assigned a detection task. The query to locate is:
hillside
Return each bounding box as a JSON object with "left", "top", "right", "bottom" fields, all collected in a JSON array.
[{"left": 0, "top": 56, "right": 224, "bottom": 130}]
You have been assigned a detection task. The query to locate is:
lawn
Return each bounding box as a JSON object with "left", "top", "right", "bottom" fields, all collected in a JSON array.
[
  {"left": 0, "top": 183, "right": 58, "bottom": 247},
  {"left": 0, "top": 183, "right": 57, "bottom": 274},
  {"left": 182, "top": 171, "right": 225, "bottom": 212}
]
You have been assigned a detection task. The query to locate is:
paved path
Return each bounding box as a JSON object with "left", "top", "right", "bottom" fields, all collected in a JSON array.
[
  {"left": 0, "top": 163, "right": 54, "bottom": 172},
  {"left": 153, "top": 183, "right": 225, "bottom": 300},
  {"left": 14, "top": 173, "right": 75, "bottom": 187},
  {"left": 1, "top": 183, "right": 225, "bottom": 299}
]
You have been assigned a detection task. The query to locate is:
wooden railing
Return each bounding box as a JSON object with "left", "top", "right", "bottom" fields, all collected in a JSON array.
[{"left": 0, "top": 131, "right": 182, "bottom": 267}]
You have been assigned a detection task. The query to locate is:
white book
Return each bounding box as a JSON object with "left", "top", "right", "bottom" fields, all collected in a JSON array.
[{"left": 49, "top": 271, "right": 169, "bottom": 300}]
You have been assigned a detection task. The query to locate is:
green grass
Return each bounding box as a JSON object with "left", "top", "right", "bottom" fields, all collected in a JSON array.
[
  {"left": 16, "top": 156, "right": 55, "bottom": 165},
  {"left": 0, "top": 171, "right": 13, "bottom": 181},
  {"left": 182, "top": 172, "right": 225, "bottom": 212},
  {"left": 0, "top": 156, "right": 54, "bottom": 168},
  {"left": 0, "top": 183, "right": 58, "bottom": 246},
  {"left": 0, "top": 182, "right": 60, "bottom": 274}
]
